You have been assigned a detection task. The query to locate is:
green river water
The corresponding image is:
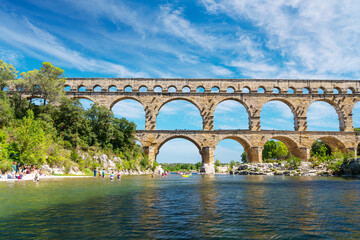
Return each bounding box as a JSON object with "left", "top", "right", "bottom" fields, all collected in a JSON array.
[{"left": 1, "top": 174, "right": 360, "bottom": 239}]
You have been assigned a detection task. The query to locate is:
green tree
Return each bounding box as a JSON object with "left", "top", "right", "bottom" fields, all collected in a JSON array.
[
  {"left": 263, "top": 140, "right": 277, "bottom": 160},
  {"left": 13, "top": 110, "right": 50, "bottom": 165},
  {"left": 275, "top": 141, "right": 289, "bottom": 160},
  {"left": 0, "top": 60, "right": 17, "bottom": 90},
  {"left": 241, "top": 152, "right": 247, "bottom": 163},
  {"left": 215, "top": 159, "right": 221, "bottom": 166},
  {"left": 311, "top": 140, "right": 331, "bottom": 157}
]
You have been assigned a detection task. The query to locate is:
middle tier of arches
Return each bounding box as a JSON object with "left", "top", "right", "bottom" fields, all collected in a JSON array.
[{"left": 71, "top": 94, "right": 357, "bottom": 132}]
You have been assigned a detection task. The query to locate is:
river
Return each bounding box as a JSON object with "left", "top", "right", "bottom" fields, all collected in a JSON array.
[{"left": 1, "top": 175, "right": 359, "bottom": 239}]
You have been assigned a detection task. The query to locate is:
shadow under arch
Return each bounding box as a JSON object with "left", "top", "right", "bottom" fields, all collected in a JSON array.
[
  {"left": 72, "top": 96, "right": 96, "bottom": 103},
  {"left": 215, "top": 98, "right": 251, "bottom": 129},
  {"left": 308, "top": 99, "right": 345, "bottom": 131},
  {"left": 261, "top": 98, "right": 298, "bottom": 130},
  {"left": 317, "top": 136, "right": 347, "bottom": 152}
]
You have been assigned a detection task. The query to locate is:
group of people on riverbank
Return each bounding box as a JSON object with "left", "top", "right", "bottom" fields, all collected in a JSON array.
[
  {"left": 94, "top": 168, "right": 121, "bottom": 180},
  {"left": 0, "top": 162, "right": 40, "bottom": 181}
]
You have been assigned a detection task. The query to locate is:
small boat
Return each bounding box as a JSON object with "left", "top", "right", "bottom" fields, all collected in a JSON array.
[{"left": 182, "top": 174, "right": 189, "bottom": 178}]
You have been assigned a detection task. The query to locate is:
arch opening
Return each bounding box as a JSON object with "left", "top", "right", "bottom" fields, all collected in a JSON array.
[
  {"left": 242, "top": 87, "right": 250, "bottom": 93},
  {"left": 156, "top": 138, "right": 202, "bottom": 164},
  {"left": 333, "top": 88, "right": 340, "bottom": 94},
  {"left": 257, "top": 87, "right": 265, "bottom": 93},
  {"left": 347, "top": 88, "right": 355, "bottom": 94},
  {"left": 303, "top": 88, "right": 309, "bottom": 94},
  {"left": 226, "top": 87, "right": 235, "bottom": 93},
  {"left": 215, "top": 139, "right": 245, "bottom": 164},
  {"left": 109, "top": 86, "right": 117, "bottom": 92},
  {"left": 353, "top": 101, "right": 360, "bottom": 129},
  {"left": 111, "top": 99, "right": 145, "bottom": 130},
  {"left": 77, "top": 98, "right": 94, "bottom": 110},
  {"left": 260, "top": 100, "right": 295, "bottom": 130},
  {"left": 318, "top": 88, "right": 325, "bottom": 94},
  {"left": 287, "top": 88, "right": 295, "bottom": 94},
  {"left": 196, "top": 87, "right": 205, "bottom": 93},
  {"left": 272, "top": 87, "right": 280, "bottom": 94},
  {"left": 93, "top": 85, "right": 101, "bottom": 92},
  {"left": 182, "top": 86, "right": 191, "bottom": 93},
  {"left": 307, "top": 101, "right": 341, "bottom": 131},
  {"left": 168, "top": 86, "right": 176, "bottom": 93},
  {"left": 64, "top": 85, "right": 71, "bottom": 92},
  {"left": 139, "top": 86, "right": 148, "bottom": 92},
  {"left": 214, "top": 100, "right": 249, "bottom": 130},
  {"left": 157, "top": 100, "right": 202, "bottom": 130},
  {"left": 211, "top": 87, "right": 220, "bottom": 93},
  {"left": 124, "top": 86, "right": 132, "bottom": 92},
  {"left": 78, "top": 86, "right": 86, "bottom": 92},
  {"left": 154, "top": 86, "right": 162, "bottom": 92}
]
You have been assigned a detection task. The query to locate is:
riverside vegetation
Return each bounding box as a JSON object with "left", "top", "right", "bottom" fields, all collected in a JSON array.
[{"left": 0, "top": 60, "right": 152, "bottom": 174}]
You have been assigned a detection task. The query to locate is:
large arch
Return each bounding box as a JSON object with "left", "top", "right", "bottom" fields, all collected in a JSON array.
[
  {"left": 214, "top": 99, "right": 249, "bottom": 130},
  {"left": 215, "top": 98, "right": 250, "bottom": 129},
  {"left": 316, "top": 136, "right": 347, "bottom": 153},
  {"left": 353, "top": 101, "right": 360, "bottom": 129},
  {"left": 156, "top": 99, "right": 203, "bottom": 130},
  {"left": 110, "top": 98, "right": 146, "bottom": 130},
  {"left": 307, "top": 100, "right": 343, "bottom": 131},
  {"left": 156, "top": 136, "right": 202, "bottom": 164},
  {"left": 260, "top": 99, "right": 297, "bottom": 130},
  {"left": 215, "top": 136, "right": 250, "bottom": 163},
  {"left": 262, "top": 136, "right": 303, "bottom": 160}
]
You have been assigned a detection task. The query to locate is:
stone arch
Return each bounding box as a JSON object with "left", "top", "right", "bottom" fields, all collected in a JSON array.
[
  {"left": 211, "top": 86, "right": 220, "bottom": 93},
  {"left": 64, "top": 85, "right": 71, "bottom": 91},
  {"left": 318, "top": 87, "right": 325, "bottom": 94},
  {"left": 158, "top": 97, "right": 202, "bottom": 114},
  {"left": 215, "top": 98, "right": 251, "bottom": 129},
  {"left": 72, "top": 96, "right": 96, "bottom": 103},
  {"left": 216, "top": 136, "right": 254, "bottom": 162},
  {"left": 109, "top": 97, "right": 144, "bottom": 110},
  {"left": 226, "top": 87, "right": 235, "bottom": 93},
  {"left": 153, "top": 86, "right": 163, "bottom": 92},
  {"left": 347, "top": 87, "right": 355, "bottom": 94},
  {"left": 242, "top": 86, "right": 250, "bottom": 93},
  {"left": 139, "top": 86, "right": 148, "bottom": 92},
  {"left": 93, "top": 85, "right": 101, "bottom": 92},
  {"left": 167, "top": 86, "right": 177, "bottom": 92},
  {"left": 333, "top": 87, "right": 341, "bottom": 94},
  {"left": 182, "top": 86, "right": 191, "bottom": 93},
  {"left": 257, "top": 86, "right": 266, "bottom": 93},
  {"left": 262, "top": 136, "right": 304, "bottom": 160},
  {"left": 314, "top": 136, "right": 347, "bottom": 153},
  {"left": 303, "top": 87, "right": 310, "bottom": 94},
  {"left": 124, "top": 85, "right": 132, "bottom": 92},
  {"left": 272, "top": 87, "right": 281, "bottom": 94},
  {"left": 261, "top": 98, "right": 298, "bottom": 130},
  {"left": 156, "top": 136, "right": 202, "bottom": 157},
  {"left": 78, "top": 85, "right": 86, "bottom": 92},
  {"left": 287, "top": 87, "right": 295, "bottom": 94},
  {"left": 196, "top": 86, "right": 205, "bottom": 93},
  {"left": 107, "top": 85, "right": 117, "bottom": 92},
  {"left": 308, "top": 99, "right": 345, "bottom": 131}
]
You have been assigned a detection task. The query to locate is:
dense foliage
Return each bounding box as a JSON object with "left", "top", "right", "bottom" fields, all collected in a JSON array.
[
  {"left": 262, "top": 140, "right": 289, "bottom": 161},
  {"left": 0, "top": 61, "right": 148, "bottom": 172},
  {"left": 161, "top": 162, "right": 202, "bottom": 172}
]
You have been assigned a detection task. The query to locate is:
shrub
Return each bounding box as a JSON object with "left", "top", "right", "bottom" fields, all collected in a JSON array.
[{"left": 285, "top": 156, "right": 301, "bottom": 169}]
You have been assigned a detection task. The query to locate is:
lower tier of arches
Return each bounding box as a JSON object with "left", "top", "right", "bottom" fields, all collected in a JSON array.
[{"left": 136, "top": 130, "right": 359, "bottom": 173}]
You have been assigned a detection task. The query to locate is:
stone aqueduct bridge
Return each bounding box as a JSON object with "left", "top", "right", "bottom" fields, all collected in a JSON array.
[{"left": 64, "top": 78, "right": 360, "bottom": 173}]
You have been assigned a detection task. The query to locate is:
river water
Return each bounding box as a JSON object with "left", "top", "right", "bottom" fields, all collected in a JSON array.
[{"left": 1, "top": 175, "right": 360, "bottom": 239}]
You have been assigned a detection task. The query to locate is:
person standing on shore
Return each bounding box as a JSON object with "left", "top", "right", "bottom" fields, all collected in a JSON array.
[
  {"left": 102, "top": 169, "right": 105, "bottom": 178},
  {"left": 11, "top": 162, "right": 16, "bottom": 173},
  {"left": 94, "top": 168, "right": 97, "bottom": 177}
]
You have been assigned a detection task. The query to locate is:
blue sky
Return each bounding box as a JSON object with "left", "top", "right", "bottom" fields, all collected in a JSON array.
[{"left": 1, "top": 0, "right": 360, "bottom": 163}]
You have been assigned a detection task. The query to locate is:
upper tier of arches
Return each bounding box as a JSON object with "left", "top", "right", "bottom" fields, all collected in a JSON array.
[{"left": 63, "top": 78, "right": 360, "bottom": 95}]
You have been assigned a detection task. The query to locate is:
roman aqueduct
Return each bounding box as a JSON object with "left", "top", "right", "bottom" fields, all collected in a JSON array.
[{"left": 63, "top": 78, "right": 360, "bottom": 173}]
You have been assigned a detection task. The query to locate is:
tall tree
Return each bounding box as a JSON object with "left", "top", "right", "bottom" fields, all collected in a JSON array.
[{"left": 0, "top": 60, "right": 17, "bottom": 90}]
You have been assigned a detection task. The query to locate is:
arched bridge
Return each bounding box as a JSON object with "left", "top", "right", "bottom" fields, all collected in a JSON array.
[{"left": 64, "top": 78, "right": 360, "bottom": 173}]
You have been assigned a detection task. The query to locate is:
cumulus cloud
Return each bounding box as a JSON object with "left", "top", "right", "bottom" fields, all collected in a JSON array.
[{"left": 307, "top": 102, "right": 340, "bottom": 130}]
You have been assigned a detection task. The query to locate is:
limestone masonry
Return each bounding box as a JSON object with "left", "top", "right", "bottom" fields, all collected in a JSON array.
[{"left": 63, "top": 78, "right": 360, "bottom": 173}]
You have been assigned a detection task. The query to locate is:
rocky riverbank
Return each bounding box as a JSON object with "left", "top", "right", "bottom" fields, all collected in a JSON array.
[{"left": 228, "top": 159, "right": 360, "bottom": 176}]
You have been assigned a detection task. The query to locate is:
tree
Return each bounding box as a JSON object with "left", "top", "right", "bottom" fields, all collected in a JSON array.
[
  {"left": 0, "top": 60, "right": 17, "bottom": 90},
  {"left": 311, "top": 140, "right": 331, "bottom": 157},
  {"left": 263, "top": 140, "right": 277, "bottom": 160},
  {"left": 215, "top": 159, "right": 221, "bottom": 166},
  {"left": 37, "top": 62, "right": 65, "bottom": 105},
  {"left": 275, "top": 141, "right": 289, "bottom": 160},
  {"left": 241, "top": 152, "right": 247, "bottom": 163}
]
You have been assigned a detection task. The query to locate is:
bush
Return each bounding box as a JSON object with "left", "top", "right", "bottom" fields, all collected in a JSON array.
[{"left": 285, "top": 156, "right": 301, "bottom": 169}]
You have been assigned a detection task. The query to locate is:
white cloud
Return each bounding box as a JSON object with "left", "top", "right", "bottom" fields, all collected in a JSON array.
[
  {"left": 201, "top": 0, "right": 360, "bottom": 78},
  {"left": 211, "top": 66, "right": 232, "bottom": 76}
]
